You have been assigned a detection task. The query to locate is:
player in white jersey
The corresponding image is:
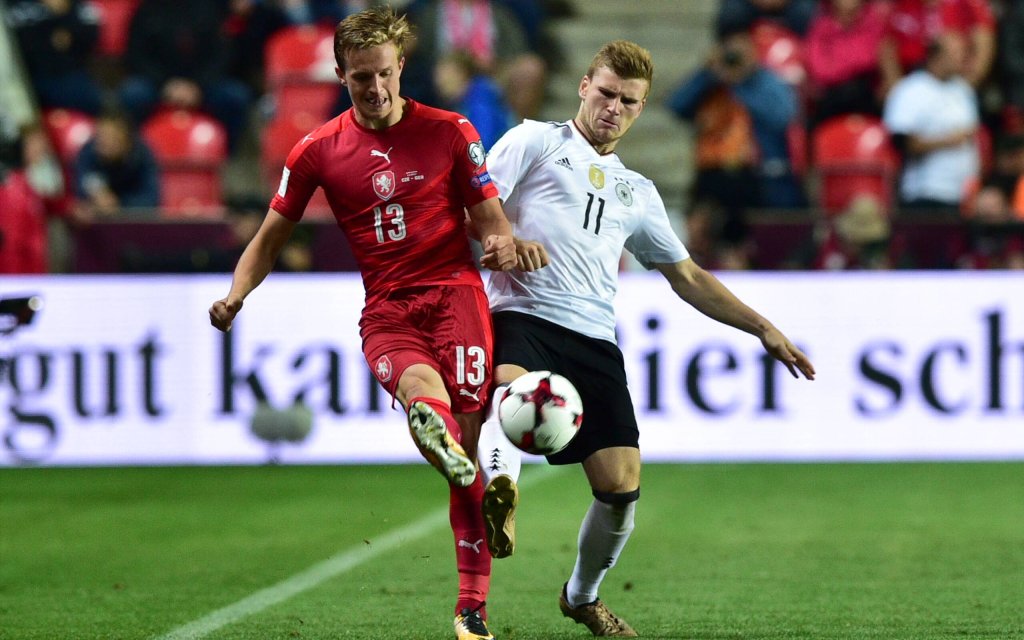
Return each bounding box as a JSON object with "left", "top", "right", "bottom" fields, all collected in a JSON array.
[{"left": 472, "top": 40, "right": 816, "bottom": 637}]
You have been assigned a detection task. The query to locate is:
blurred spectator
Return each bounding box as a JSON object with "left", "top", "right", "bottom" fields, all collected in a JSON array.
[
  {"left": 404, "top": 0, "right": 546, "bottom": 119},
  {"left": 954, "top": 152, "right": 1024, "bottom": 268},
  {"left": 997, "top": 0, "right": 1024, "bottom": 131},
  {"left": 805, "top": 0, "right": 888, "bottom": 126},
  {"left": 223, "top": 0, "right": 290, "bottom": 96},
  {"left": 118, "top": 0, "right": 253, "bottom": 152},
  {"left": 880, "top": 0, "right": 995, "bottom": 92},
  {"left": 73, "top": 110, "right": 160, "bottom": 219},
  {"left": 278, "top": 0, "right": 370, "bottom": 25},
  {"left": 490, "top": 0, "right": 568, "bottom": 73},
  {"left": 883, "top": 33, "right": 979, "bottom": 213},
  {"left": 6, "top": 0, "right": 103, "bottom": 115},
  {"left": 682, "top": 197, "right": 753, "bottom": 270},
  {"left": 0, "top": 122, "right": 66, "bottom": 273},
  {"left": 716, "top": 0, "right": 818, "bottom": 36},
  {"left": 796, "top": 195, "right": 898, "bottom": 270},
  {"left": 118, "top": 195, "right": 313, "bottom": 272},
  {"left": 433, "top": 50, "right": 513, "bottom": 149},
  {"left": 962, "top": 132, "right": 1024, "bottom": 220},
  {"left": 668, "top": 25, "right": 806, "bottom": 241}
]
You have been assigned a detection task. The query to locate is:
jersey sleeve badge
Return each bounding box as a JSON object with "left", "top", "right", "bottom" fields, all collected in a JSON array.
[{"left": 468, "top": 141, "right": 486, "bottom": 167}]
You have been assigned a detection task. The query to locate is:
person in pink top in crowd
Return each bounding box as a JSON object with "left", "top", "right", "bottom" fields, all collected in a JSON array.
[
  {"left": 880, "top": 0, "right": 995, "bottom": 91},
  {"left": 806, "top": 0, "right": 889, "bottom": 126}
]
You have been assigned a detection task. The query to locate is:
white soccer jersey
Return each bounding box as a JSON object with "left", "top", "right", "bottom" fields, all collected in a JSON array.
[{"left": 486, "top": 119, "right": 689, "bottom": 343}]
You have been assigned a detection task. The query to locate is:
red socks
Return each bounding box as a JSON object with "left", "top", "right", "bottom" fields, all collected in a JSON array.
[
  {"left": 451, "top": 474, "right": 491, "bottom": 617},
  {"left": 408, "top": 396, "right": 462, "bottom": 442},
  {"left": 408, "top": 396, "right": 491, "bottom": 616}
]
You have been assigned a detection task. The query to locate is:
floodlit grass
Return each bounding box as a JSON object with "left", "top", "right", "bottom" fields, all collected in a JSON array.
[{"left": 1, "top": 463, "right": 1022, "bottom": 639}]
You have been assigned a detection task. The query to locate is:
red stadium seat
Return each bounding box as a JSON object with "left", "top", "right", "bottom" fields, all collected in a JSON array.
[
  {"left": 751, "top": 20, "right": 806, "bottom": 87},
  {"left": 141, "top": 110, "right": 228, "bottom": 217},
  {"left": 264, "top": 25, "right": 339, "bottom": 125},
  {"left": 42, "top": 108, "right": 96, "bottom": 164},
  {"left": 87, "top": 0, "right": 140, "bottom": 57},
  {"left": 261, "top": 115, "right": 332, "bottom": 219},
  {"left": 272, "top": 82, "right": 339, "bottom": 127},
  {"left": 812, "top": 114, "right": 900, "bottom": 214},
  {"left": 141, "top": 109, "right": 228, "bottom": 163},
  {"left": 264, "top": 25, "right": 337, "bottom": 86}
]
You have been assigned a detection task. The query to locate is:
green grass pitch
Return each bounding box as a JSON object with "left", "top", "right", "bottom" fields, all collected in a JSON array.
[{"left": 1, "top": 463, "right": 1022, "bottom": 639}]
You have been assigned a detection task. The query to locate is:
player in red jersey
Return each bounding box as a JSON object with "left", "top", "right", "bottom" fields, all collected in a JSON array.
[{"left": 209, "top": 7, "right": 528, "bottom": 640}]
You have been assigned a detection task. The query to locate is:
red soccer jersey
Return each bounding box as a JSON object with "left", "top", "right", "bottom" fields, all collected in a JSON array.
[{"left": 270, "top": 99, "right": 499, "bottom": 303}]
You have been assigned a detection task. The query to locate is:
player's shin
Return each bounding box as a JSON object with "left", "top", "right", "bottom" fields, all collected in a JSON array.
[
  {"left": 478, "top": 383, "right": 521, "bottom": 558},
  {"left": 477, "top": 383, "right": 522, "bottom": 485},
  {"left": 450, "top": 475, "right": 491, "bottom": 615},
  {"left": 567, "top": 490, "right": 638, "bottom": 607}
]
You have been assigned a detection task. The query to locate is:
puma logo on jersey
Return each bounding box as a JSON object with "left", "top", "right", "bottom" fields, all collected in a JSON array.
[
  {"left": 301, "top": 134, "right": 315, "bottom": 144},
  {"left": 370, "top": 147, "right": 393, "bottom": 163},
  {"left": 459, "top": 388, "right": 481, "bottom": 402},
  {"left": 458, "top": 118, "right": 469, "bottom": 124},
  {"left": 555, "top": 157, "right": 573, "bottom": 170},
  {"left": 458, "top": 538, "right": 483, "bottom": 553}
]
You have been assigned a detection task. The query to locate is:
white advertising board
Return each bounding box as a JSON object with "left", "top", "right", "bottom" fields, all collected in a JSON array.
[{"left": 0, "top": 272, "right": 1021, "bottom": 466}]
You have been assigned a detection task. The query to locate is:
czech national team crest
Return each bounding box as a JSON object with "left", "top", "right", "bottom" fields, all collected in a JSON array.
[
  {"left": 374, "top": 355, "right": 393, "bottom": 383},
  {"left": 372, "top": 170, "right": 396, "bottom": 201}
]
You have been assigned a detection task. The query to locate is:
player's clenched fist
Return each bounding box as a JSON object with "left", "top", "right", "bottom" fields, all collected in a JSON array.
[
  {"left": 514, "top": 238, "right": 549, "bottom": 272},
  {"left": 209, "top": 298, "right": 243, "bottom": 332},
  {"left": 479, "top": 234, "right": 517, "bottom": 272}
]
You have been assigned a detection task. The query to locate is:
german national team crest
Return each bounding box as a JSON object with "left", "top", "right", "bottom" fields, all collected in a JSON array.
[
  {"left": 615, "top": 182, "right": 633, "bottom": 206},
  {"left": 374, "top": 355, "right": 393, "bottom": 383},
  {"left": 589, "top": 165, "right": 605, "bottom": 190},
  {"left": 372, "top": 170, "right": 396, "bottom": 201}
]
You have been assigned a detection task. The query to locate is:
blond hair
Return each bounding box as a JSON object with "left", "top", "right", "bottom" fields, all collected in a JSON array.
[
  {"left": 586, "top": 40, "right": 654, "bottom": 94},
  {"left": 334, "top": 6, "right": 414, "bottom": 69}
]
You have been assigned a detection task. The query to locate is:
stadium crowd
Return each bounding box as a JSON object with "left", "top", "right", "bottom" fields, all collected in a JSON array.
[{"left": 0, "top": 0, "right": 1021, "bottom": 274}]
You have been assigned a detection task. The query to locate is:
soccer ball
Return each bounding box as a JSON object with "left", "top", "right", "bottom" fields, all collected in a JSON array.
[{"left": 498, "top": 370, "right": 583, "bottom": 455}]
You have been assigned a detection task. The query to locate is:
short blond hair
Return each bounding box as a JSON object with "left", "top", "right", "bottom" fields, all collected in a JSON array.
[
  {"left": 334, "top": 6, "right": 414, "bottom": 69},
  {"left": 586, "top": 40, "right": 654, "bottom": 94}
]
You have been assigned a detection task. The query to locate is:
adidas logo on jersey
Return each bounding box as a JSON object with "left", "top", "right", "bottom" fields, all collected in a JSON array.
[{"left": 555, "top": 157, "right": 573, "bottom": 170}]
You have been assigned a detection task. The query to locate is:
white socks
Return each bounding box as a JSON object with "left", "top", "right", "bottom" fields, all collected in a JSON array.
[
  {"left": 477, "top": 383, "right": 522, "bottom": 486},
  {"left": 566, "top": 499, "right": 636, "bottom": 607}
]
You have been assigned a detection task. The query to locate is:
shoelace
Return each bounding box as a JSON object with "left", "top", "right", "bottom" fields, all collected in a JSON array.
[{"left": 458, "top": 603, "right": 490, "bottom": 636}]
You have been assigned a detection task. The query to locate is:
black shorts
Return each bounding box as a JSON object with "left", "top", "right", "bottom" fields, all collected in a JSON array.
[{"left": 493, "top": 311, "right": 639, "bottom": 465}]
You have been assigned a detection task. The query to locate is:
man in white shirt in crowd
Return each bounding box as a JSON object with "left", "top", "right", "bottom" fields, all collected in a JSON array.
[
  {"left": 883, "top": 33, "right": 980, "bottom": 214},
  {"left": 472, "top": 40, "right": 816, "bottom": 637}
]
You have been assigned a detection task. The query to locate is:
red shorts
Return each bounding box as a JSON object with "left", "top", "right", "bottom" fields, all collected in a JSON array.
[{"left": 359, "top": 284, "right": 493, "bottom": 414}]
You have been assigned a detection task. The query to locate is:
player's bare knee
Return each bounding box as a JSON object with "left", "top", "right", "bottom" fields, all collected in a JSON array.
[{"left": 396, "top": 364, "right": 449, "bottom": 406}]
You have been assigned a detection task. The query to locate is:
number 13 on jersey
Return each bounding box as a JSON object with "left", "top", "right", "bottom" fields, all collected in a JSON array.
[
  {"left": 455, "top": 345, "right": 486, "bottom": 386},
  {"left": 373, "top": 204, "right": 406, "bottom": 243}
]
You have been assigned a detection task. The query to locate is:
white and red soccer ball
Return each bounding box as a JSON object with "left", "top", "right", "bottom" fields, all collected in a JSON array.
[{"left": 498, "top": 370, "right": 583, "bottom": 455}]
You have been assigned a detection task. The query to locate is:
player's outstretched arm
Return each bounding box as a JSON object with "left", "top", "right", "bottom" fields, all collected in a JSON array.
[
  {"left": 656, "top": 259, "right": 816, "bottom": 380},
  {"left": 209, "top": 209, "right": 297, "bottom": 332},
  {"left": 467, "top": 197, "right": 517, "bottom": 272}
]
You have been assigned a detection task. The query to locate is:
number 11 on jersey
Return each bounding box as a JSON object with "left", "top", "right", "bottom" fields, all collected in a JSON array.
[{"left": 584, "top": 192, "right": 605, "bottom": 234}]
